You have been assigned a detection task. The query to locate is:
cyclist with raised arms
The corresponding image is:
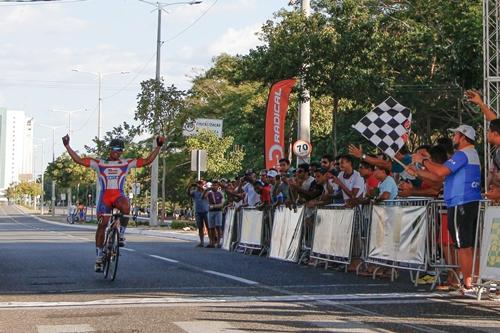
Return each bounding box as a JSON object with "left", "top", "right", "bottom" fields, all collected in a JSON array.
[{"left": 62, "top": 134, "right": 165, "bottom": 272}]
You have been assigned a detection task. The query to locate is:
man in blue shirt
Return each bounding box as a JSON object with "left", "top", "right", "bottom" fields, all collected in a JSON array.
[
  {"left": 188, "top": 180, "right": 209, "bottom": 247},
  {"left": 413, "top": 124, "right": 481, "bottom": 291}
]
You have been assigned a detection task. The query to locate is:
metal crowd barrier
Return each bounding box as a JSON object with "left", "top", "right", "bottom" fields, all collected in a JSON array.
[
  {"left": 474, "top": 200, "right": 500, "bottom": 300},
  {"left": 222, "top": 197, "right": 500, "bottom": 300},
  {"left": 354, "top": 204, "right": 373, "bottom": 274},
  {"left": 309, "top": 204, "right": 357, "bottom": 269},
  {"left": 297, "top": 206, "right": 314, "bottom": 264},
  {"left": 235, "top": 206, "right": 265, "bottom": 254},
  {"left": 363, "top": 198, "right": 431, "bottom": 281},
  {"left": 222, "top": 207, "right": 237, "bottom": 251},
  {"left": 426, "top": 200, "right": 460, "bottom": 290},
  {"left": 269, "top": 205, "right": 304, "bottom": 262},
  {"left": 261, "top": 206, "right": 273, "bottom": 256}
]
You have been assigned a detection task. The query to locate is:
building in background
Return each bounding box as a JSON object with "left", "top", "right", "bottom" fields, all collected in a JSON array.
[{"left": 0, "top": 108, "right": 34, "bottom": 201}]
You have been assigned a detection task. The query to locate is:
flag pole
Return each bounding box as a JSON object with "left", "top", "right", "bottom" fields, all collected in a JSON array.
[{"left": 388, "top": 154, "right": 407, "bottom": 169}]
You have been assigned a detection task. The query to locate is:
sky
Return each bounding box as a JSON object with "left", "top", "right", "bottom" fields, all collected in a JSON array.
[{"left": 0, "top": 0, "right": 291, "bottom": 174}]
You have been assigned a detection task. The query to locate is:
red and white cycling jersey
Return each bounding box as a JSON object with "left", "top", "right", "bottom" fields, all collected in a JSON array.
[{"left": 83, "top": 158, "right": 144, "bottom": 208}]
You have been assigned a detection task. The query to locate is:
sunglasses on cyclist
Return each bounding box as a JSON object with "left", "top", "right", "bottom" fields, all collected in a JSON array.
[{"left": 111, "top": 147, "right": 123, "bottom": 152}]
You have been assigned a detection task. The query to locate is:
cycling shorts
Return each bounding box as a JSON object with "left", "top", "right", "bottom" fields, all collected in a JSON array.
[{"left": 97, "top": 189, "right": 128, "bottom": 215}]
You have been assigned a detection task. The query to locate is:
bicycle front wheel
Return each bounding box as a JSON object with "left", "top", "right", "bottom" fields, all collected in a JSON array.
[{"left": 103, "top": 229, "right": 120, "bottom": 281}]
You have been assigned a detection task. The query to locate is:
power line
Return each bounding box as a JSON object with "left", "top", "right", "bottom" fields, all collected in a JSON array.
[
  {"left": 103, "top": 52, "right": 157, "bottom": 100},
  {"left": 0, "top": 0, "right": 89, "bottom": 6},
  {"left": 165, "top": 0, "right": 218, "bottom": 42},
  {"left": 0, "top": 79, "right": 140, "bottom": 91},
  {"left": 72, "top": 105, "right": 97, "bottom": 134}
]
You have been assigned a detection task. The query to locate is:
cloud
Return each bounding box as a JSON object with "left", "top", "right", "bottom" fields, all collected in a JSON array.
[
  {"left": 0, "top": 5, "right": 88, "bottom": 35},
  {"left": 166, "top": 0, "right": 259, "bottom": 25},
  {"left": 208, "top": 23, "right": 263, "bottom": 56}
]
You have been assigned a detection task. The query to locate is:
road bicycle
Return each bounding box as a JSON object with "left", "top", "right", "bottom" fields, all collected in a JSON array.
[
  {"left": 66, "top": 211, "right": 79, "bottom": 224},
  {"left": 98, "top": 210, "right": 124, "bottom": 281}
]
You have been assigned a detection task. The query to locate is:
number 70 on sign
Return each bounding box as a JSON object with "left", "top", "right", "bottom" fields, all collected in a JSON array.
[{"left": 292, "top": 140, "right": 312, "bottom": 157}]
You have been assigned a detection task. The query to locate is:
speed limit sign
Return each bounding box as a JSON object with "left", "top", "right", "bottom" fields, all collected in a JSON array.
[{"left": 292, "top": 140, "right": 312, "bottom": 157}]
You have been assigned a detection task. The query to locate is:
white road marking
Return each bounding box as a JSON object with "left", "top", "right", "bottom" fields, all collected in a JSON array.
[
  {"left": 202, "top": 270, "right": 259, "bottom": 285},
  {"left": 149, "top": 254, "right": 178, "bottom": 263},
  {"left": 122, "top": 248, "right": 136, "bottom": 252},
  {"left": 313, "top": 319, "right": 393, "bottom": 333},
  {"left": 175, "top": 321, "right": 246, "bottom": 333},
  {"left": 37, "top": 324, "right": 94, "bottom": 333},
  {"left": 281, "top": 283, "right": 390, "bottom": 288},
  {"left": 320, "top": 299, "right": 448, "bottom": 333},
  {"left": 0, "top": 292, "right": 449, "bottom": 309}
]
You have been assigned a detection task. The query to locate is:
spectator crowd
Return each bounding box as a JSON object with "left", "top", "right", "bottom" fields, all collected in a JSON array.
[{"left": 188, "top": 90, "right": 500, "bottom": 298}]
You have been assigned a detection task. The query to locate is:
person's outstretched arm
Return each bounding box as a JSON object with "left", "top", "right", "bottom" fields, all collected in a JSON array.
[
  {"left": 348, "top": 144, "right": 392, "bottom": 171},
  {"left": 466, "top": 89, "right": 497, "bottom": 121},
  {"left": 142, "top": 136, "right": 165, "bottom": 166},
  {"left": 62, "top": 135, "right": 86, "bottom": 166}
]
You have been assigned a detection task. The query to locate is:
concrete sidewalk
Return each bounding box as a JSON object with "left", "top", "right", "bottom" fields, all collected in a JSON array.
[{"left": 14, "top": 205, "right": 199, "bottom": 243}]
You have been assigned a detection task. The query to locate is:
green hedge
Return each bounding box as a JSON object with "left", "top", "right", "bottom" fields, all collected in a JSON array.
[{"left": 170, "top": 220, "right": 196, "bottom": 230}]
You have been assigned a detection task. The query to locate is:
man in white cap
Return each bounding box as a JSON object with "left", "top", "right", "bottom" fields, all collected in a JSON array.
[{"left": 412, "top": 124, "right": 482, "bottom": 294}]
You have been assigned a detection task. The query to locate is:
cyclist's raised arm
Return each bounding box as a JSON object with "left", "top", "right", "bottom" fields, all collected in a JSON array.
[
  {"left": 62, "top": 134, "right": 86, "bottom": 166},
  {"left": 142, "top": 136, "right": 165, "bottom": 166}
]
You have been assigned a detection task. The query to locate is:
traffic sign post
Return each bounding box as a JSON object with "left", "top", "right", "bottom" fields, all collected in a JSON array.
[
  {"left": 293, "top": 140, "right": 312, "bottom": 166},
  {"left": 191, "top": 150, "right": 207, "bottom": 180}
]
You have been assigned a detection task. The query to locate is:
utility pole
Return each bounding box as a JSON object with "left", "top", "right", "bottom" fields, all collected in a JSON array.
[
  {"left": 71, "top": 70, "right": 128, "bottom": 141},
  {"left": 39, "top": 124, "right": 63, "bottom": 216},
  {"left": 34, "top": 139, "right": 47, "bottom": 215},
  {"left": 139, "top": 0, "right": 202, "bottom": 226},
  {"left": 40, "top": 142, "right": 45, "bottom": 215},
  {"left": 98, "top": 72, "right": 103, "bottom": 140},
  {"left": 150, "top": 2, "right": 162, "bottom": 227},
  {"left": 298, "top": 0, "right": 311, "bottom": 164}
]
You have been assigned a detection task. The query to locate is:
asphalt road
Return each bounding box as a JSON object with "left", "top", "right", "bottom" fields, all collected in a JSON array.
[{"left": 0, "top": 203, "right": 499, "bottom": 333}]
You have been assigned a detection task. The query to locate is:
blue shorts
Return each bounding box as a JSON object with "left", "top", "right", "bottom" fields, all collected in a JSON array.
[{"left": 208, "top": 210, "right": 222, "bottom": 228}]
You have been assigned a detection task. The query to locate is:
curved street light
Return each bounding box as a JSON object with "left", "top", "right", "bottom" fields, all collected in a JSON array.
[{"left": 71, "top": 69, "right": 130, "bottom": 140}]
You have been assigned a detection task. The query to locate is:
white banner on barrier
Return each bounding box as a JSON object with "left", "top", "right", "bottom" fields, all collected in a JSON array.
[
  {"left": 312, "top": 209, "right": 354, "bottom": 259},
  {"left": 479, "top": 206, "right": 500, "bottom": 281},
  {"left": 269, "top": 206, "right": 304, "bottom": 262},
  {"left": 368, "top": 205, "right": 427, "bottom": 265},
  {"left": 222, "top": 207, "right": 236, "bottom": 251},
  {"left": 240, "top": 208, "right": 264, "bottom": 246}
]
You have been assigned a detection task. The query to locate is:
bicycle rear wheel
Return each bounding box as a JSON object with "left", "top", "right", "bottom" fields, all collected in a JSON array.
[{"left": 103, "top": 229, "right": 120, "bottom": 281}]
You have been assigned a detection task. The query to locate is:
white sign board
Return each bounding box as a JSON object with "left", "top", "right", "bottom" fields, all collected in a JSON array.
[
  {"left": 60, "top": 193, "right": 66, "bottom": 200},
  {"left": 183, "top": 118, "right": 223, "bottom": 138},
  {"left": 191, "top": 150, "right": 208, "bottom": 172}
]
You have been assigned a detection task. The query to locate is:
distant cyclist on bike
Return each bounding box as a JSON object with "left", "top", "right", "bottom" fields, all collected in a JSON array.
[{"left": 62, "top": 134, "right": 165, "bottom": 272}]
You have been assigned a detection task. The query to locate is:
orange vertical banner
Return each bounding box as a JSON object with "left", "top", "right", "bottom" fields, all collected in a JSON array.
[{"left": 264, "top": 79, "right": 296, "bottom": 169}]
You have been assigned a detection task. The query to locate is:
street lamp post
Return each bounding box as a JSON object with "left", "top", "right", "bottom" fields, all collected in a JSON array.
[
  {"left": 39, "top": 124, "right": 63, "bottom": 216},
  {"left": 71, "top": 70, "right": 129, "bottom": 140},
  {"left": 52, "top": 108, "right": 86, "bottom": 135},
  {"left": 138, "top": 0, "right": 202, "bottom": 226},
  {"left": 72, "top": 70, "right": 129, "bottom": 212},
  {"left": 33, "top": 139, "right": 47, "bottom": 215}
]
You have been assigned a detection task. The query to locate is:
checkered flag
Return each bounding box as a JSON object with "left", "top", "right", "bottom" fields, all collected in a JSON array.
[{"left": 352, "top": 97, "right": 411, "bottom": 157}]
